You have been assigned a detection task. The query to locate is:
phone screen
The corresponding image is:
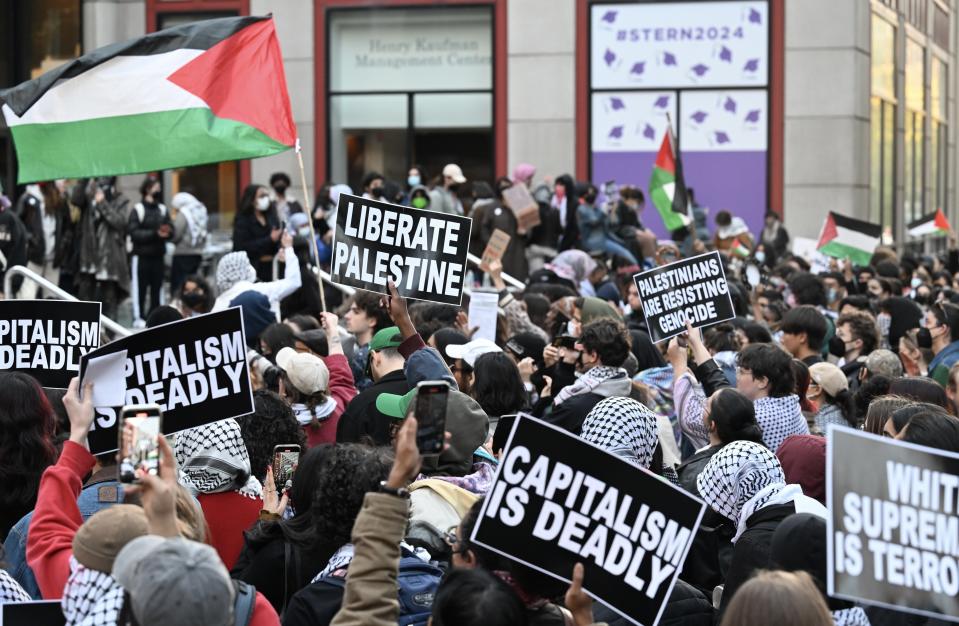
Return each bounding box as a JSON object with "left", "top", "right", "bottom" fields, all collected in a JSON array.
[
  {"left": 415, "top": 383, "right": 448, "bottom": 454},
  {"left": 118, "top": 408, "right": 162, "bottom": 484},
  {"left": 272, "top": 446, "right": 301, "bottom": 491}
]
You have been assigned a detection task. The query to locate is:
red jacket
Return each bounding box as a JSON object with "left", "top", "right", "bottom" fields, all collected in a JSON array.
[
  {"left": 27, "top": 440, "right": 94, "bottom": 599},
  {"left": 302, "top": 353, "right": 356, "bottom": 447},
  {"left": 197, "top": 491, "right": 263, "bottom": 570}
]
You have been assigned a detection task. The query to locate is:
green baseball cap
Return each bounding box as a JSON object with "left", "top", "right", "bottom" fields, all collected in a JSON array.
[
  {"left": 369, "top": 326, "right": 403, "bottom": 352},
  {"left": 376, "top": 387, "right": 417, "bottom": 419}
]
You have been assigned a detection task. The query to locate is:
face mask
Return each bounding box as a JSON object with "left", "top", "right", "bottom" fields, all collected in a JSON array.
[
  {"left": 256, "top": 196, "right": 270, "bottom": 211},
  {"left": 911, "top": 277, "right": 922, "bottom": 289},
  {"left": 827, "top": 287, "right": 838, "bottom": 303},
  {"left": 181, "top": 291, "right": 205, "bottom": 308},
  {"left": 411, "top": 196, "right": 428, "bottom": 209},
  {"left": 297, "top": 227, "right": 311, "bottom": 238},
  {"left": 273, "top": 185, "right": 287, "bottom": 196},
  {"left": 828, "top": 334, "right": 848, "bottom": 358},
  {"left": 915, "top": 293, "right": 932, "bottom": 306},
  {"left": 408, "top": 175, "right": 421, "bottom": 187},
  {"left": 754, "top": 251, "right": 766, "bottom": 264},
  {"left": 371, "top": 187, "right": 385, "bottom": 199},
  {"left": 583, "top": 193, "right": 597, "bottom": 205},
  {"left": 917, "top": 326, "right": 933, "bottom": 349},
  {"left": 447, "top": 183, "right": 460, "bottom": 193}
]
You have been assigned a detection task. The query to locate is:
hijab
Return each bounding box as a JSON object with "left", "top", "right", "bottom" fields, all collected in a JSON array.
[
  {"left": 545, "top": 250, "right": 597, "bottom": 284},
  {"left": 581, "top": 396, "right": 658, "bottom": 468},
  {"left": 215, "top": 251, "right": 257, "bottom": 293}
]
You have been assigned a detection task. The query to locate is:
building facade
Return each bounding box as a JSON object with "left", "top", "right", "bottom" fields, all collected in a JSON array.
[{"left": 0, "top": 0, "right": 955, "bottom": 244}]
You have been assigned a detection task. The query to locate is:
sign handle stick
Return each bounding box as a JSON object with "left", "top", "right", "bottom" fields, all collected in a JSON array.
[{"left": 295, "top": 140, "right": 327, "bottom": 313}]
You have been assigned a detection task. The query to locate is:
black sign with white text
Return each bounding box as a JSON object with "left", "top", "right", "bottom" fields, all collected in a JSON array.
[
  {"left": 470, "top": 414, "right": 705, "bottom": 626},
  {"left": 79, "top": 308, "right": 254, "bottom": 455},
  {"left": 330, "top": 193, "right": 472, "bottom": 305},
  {"left": 828, "top": 426, "right": 959, "bottom": 623},
  {"left": 632, "top": 251, "right": 735, "bottom": 343},
  {"left": 1, "top": 600, "right": 65, "bottom": 626},
  {"left": 0, "top": 300, "right": 101, "bottom": 388}
]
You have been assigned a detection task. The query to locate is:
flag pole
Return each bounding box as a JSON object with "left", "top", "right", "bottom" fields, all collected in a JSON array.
[{"left": 294, "top": 138, "right": 327, "bottom": 313}]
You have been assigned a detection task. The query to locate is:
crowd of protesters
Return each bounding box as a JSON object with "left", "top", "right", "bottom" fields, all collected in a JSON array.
[{"left": 1, "top": 162, "right": 959, "bottom": 625}]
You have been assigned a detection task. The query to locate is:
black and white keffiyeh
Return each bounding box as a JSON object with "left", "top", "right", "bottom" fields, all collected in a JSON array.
[
  {"left": 0, "top": 569, "right": 30, "bottom": 604},
  {"left": 581, "top": 396, "right": 659, "bottom": 468},
  {"left": 696, "top": 440, "right": 801, "bottom": 542},
  {"left": 61, "top": 557, "right": 125, "bottom": 626},
  {"left": 554, "top": 366, "right": 630, "bottom": 406},
  {"left": 174, "top": 419, "right": 262, "bottom": 499},
  {"left": 215, "top": 251, "right": 257, "bottom": 293},
  {"left": 754, "top": 394, "right": 809, "bottom": 454},
  {"left": 833, "top": 607, "right": 871, "bottom": 626}
]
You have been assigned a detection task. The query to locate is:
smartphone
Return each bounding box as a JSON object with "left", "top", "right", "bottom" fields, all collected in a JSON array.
[
  {"left": 505, "top": 340, "right": 526, "bottom": 359},
  {"left": 552, "top": 335, "right": 577, "bottom": 350},
  {"left": 118, "top": 404, "right": 163, "bottom": 484},
  {"left": 272, "top": 444, "right": 301, "bottom": 492},
  {"left": 414, "top": 381, "right": 448, "bottom": 454}
]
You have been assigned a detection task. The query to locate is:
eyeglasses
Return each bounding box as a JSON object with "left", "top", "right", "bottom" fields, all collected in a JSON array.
[{"left": 445, "top": 526, "right": 470, "bottom": 556}]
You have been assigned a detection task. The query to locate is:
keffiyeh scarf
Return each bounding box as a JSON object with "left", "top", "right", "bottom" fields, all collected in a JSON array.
[
  {"left": 0, "top": 569, "right": 30, "bottom": 604},
  {"left": 581, "top": 396, "right": 659, "bottom": 468},
  {"left": 696, "top": 440, "right": 798, "bottom": 543},
  {"left": 833, "top": 607, "right": 871, "bottom": 626},
  {"left": 174, "top": 419, "right": 262, "bottom": 499},
  {"left": 171, "top": 192, "right": 208, "bottom": 247},
  {"left": 554, "top": 366, "right": 630, "bottom": 406},
  {"left": 544, "top": 250, "right": 597, "bottom": 284},
  {"left": 215, "top": 251, "right": 257, "bottom": 293},
  {"left": 61, "top": 558, "right": 125, "bottom": 626},
  {"left": 754, "top": 394, "right": 809, "bottom": 454}
]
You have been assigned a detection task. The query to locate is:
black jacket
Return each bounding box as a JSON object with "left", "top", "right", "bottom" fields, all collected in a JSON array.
[
  {"left": 677, "top": 445, "right": 721, "bottom": 496},
  {"left": 233, "top": 209, "right": 280, "bottom": 281},
  {"left": 719, "top": 503, "right": 796, "bottom": 616},
  {"left": 0, "top": 207, "right": 27, "bottom": 291},
  {"left": 336, "top": 369, "right": 411, "bottom": 445},
  {"left": 542, "top": 392, "right": 604, "bottom": 435},
  {"left": 592, "top": 578, "right": 714, "bottom": 626},
  {"left": 128, "top": 201, "right": 172, "bottom": 257},
  {"left": 16, "top": 190, "right": 69, "bottom": 266}
]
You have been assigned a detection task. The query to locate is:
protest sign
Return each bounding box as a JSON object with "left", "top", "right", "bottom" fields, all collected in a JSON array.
[
  {"left": 480, "top": 228, "right": 511, "bottom": 272},
  {"left": 79, "top": 308, "right": 254, "bottom": 455},
  {"left": 468, "top": 289, "right": 499, "bottom": 343},
  {"left": 330, "top": 193, "right": 472, "bottom": 305},
  {"left": 827, "top": 426, "right": 959, "bottom": 623},
  {"left": 503, "top": 184, "right": 541, "bottom": 231},
  {"left": 0, "top": 300, "right": 101, "bottom": 388},
  {"left": 471, "top": 414, "right": 705, "bottom": 626},
  {"left": 1, "top": 601, "right": 65, "bottom": 626},
  {"left": 632, "top": 250, "right": 734, "bottom": 343}
]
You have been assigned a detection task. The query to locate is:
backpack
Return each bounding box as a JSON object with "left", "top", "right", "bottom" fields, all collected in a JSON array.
[
  {"left": 315, "top": 550, "right": 443, "bottom": 626},
  {"left": 232, "top": 579, "right": 256, "bottom": 626}
]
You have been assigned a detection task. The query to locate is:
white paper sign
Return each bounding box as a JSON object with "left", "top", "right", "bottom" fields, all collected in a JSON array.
[{"left": 468, "top": 290, "right": 499, "bottom": 343}]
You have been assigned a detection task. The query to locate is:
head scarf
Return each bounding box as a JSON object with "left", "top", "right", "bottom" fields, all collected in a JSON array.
[
  {"left": 776, "top": 434, "right": 826, "bottom": 504},
  {"left": 61, "top": 557, "right": 125, "bottom": 626},
  {"left": 545, "top": 250, "right": 597, "bottom": 284},
  {"left": 171, "top": 192, "right": 208, "bottom": 247},
  {"left": 581, "top": 397, "right": 658, "bottom": 468},
  {"left": 512, "top": 163, "right": 536, "bottom": 185},
  {"left": 0, "top": 569, "right": 30, "bottom": 604},
  {"left": 174, "top": 419, "right": 262, "bottom": 499},
  {"left": 697, "top": 440, "right": 796, "bottom": 542},
  {"left": 215, "top": 251, "right": 257, "bottom": 293}
]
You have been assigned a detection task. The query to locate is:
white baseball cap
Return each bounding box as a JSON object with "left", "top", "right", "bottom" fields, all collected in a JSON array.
[
  {"left": 275, "top": 347, "right": 329, "bottom": 394},
  {"left": 442, "top": 163, "right": 467, "bottom": 184},
  {"left": 445, "top": 338, "right": 501, "bottom": 368}
]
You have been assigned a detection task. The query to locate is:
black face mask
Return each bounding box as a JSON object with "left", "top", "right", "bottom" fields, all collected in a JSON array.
[
  {"left": 447, "top": 183, "right": 460, "bottom": 193},
  {"left": 273, "top": 185, "right": 287, "bottom": 196},
  {"left": 917, "top": 327, "right": 933, "bottom": 349},
  {"left": 371, "top": 187, "right": 385, "bottom": 199},
  {"left": 583, "top": 193, "right": 597, "bottom": 205},
  {"left": 915, "top": 293, "right": 932, "bottom": 306},
  {"left": 181, "top": 290, "right": 205, "bottom": 309},
  {"left": 828, "top": 335, "right": 847, "bottom": 358}
]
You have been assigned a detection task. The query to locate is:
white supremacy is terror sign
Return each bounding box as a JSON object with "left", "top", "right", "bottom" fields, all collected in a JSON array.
[
  {"left": 828, "top": 426, "right": 959, "bottom": 623},
  {"left": 331, "top": 193, "right": 472, "bottom": 305},
  {"left": 79, "top": 308, "right": 254, "bottom": 455},
  {"left": 471, "top": 415, "right": 705, "bottom": 626},
  {"left": 633, "top": 250, "right": 735, "bottom": 343},
  {"left": 0, "top": 300, "right": 101, "bottom": 388}
]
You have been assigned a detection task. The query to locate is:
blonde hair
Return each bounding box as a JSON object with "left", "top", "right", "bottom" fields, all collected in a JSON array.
[
  {"left": 863, "top": 394, "right": 911, "bottom": 436},
  {"left": 720, "top": 570, "right": 833, "bottom": 626}
]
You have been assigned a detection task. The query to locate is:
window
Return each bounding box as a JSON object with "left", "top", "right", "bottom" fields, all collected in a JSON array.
[
  {"left": 930, "top": 56, "right": 948, "bottom": 213},
  {"left": 904, "top": 38, "right": 925, "bottom": 223},
  {"left": 327, "top": 7, "right": 494, "bottom": 191},
  {"left": 869, "top": 15, "right": 897, "bottom": 231}
]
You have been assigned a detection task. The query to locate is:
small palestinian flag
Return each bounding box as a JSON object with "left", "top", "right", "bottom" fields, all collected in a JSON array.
[
  {"left": 730, "top": 238, "right": 750, "bottom": 258},
  {"left": 907, "top": 208, "right": 951, "bottom": 238},
  {"left": 817, "top": 212, "right": 881, "bottom": 267},
  {"left": 649, "top": 123, "right": 691, "bottom": 232},
  {"left": 0, "top": 16, "right": 295, "bottom": 183}
]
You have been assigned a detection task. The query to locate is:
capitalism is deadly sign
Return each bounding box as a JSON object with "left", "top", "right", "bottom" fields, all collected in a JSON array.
[
  {"left": 0, "top": 300, "right": 101, "bottom": 388},
  {"left": 633, "top": 250, "right": 734, "bottom": 343},
  {"left": 79, "top": 308, "right": 253, "bottom": 454},
  {"left": 331, "top": 193, "right": 472, "bottom": 305},
  {"left": 828, "top": 426, "right": 959, "bottom": 623},
  {"left": 471, "top": 414, "right": 705, "bottom": 626}
]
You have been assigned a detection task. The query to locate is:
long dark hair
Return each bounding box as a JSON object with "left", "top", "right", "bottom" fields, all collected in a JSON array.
[
  {"left": 888, "top": 377, "right": 952, "bottom": 413},
  {"left": 471, "top": 352, "right": 527, "bottom": 418},
  {"left": 709, "top": 388, "right": 764, "bottom": 445},
  {"left": 238, "top": 184, "right": 267, "bottom": 217},
  {"left": 0, "top": 373, "right": 57, "bottom": 514}
]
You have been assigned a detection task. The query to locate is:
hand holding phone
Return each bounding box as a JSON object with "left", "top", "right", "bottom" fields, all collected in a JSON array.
[
  {"left": 272, "top": 444, "right": 301, "bottom": 492},
  {"left": 414, "top": 381, "right": 448, "bottom": 454},
  {"left": 118, "top": 404, "right": 163, "bottom": 484}
]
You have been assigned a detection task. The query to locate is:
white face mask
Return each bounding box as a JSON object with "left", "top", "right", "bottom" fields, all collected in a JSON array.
[{"left": 256, "top": 196, "right": 270, "bottom": 212}]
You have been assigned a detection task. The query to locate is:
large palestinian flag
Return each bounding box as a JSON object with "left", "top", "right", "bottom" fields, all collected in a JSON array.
[
  {"left": 648, "top": 124, "right": 691, "bottom": 233},
  {"left": 907, "top": 208, "right": 951, "bottom": 238},
  {"left": 0, "top": 16, "right": 296, "bottom": 183},
  {"left": 816, "top": 212, "right": 881, "bottom": 267}
]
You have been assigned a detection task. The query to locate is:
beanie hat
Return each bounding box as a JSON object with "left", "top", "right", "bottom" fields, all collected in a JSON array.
[{"left": 72, "top": 504, "right": 149, "bottom": 573}]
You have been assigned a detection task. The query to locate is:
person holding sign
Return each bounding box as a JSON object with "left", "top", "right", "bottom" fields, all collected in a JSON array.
[{"left": 697, "top": 440, "right": 827, "bottom": 615}]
